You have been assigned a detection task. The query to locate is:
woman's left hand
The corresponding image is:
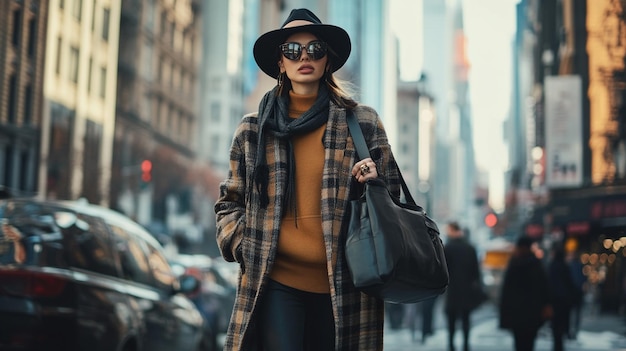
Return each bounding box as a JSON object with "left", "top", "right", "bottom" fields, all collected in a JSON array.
[{"left": 352, "top": 158, "right": 378, "bottom": 183}]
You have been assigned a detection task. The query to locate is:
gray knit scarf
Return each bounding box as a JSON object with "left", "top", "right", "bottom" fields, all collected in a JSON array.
[{"left": 253, "top": 84, "right": 330, "bottom": 212}]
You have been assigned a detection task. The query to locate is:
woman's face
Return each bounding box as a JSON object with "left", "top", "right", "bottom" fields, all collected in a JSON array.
[{"left": 278, "top": 32, "right": 329, "bottom": 94}]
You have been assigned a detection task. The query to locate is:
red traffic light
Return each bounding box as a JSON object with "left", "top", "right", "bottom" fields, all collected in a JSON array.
[
  {"left": 485, "top": 213, "right": 498, "bottom": 228},
  {"left": 141, "top": 160, "right": 152, "bottom": 182},
  {"left": 141, "top": 160, "right": 152, "bottom": 172}
]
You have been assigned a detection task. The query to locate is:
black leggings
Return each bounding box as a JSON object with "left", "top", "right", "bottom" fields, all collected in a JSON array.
[{"left": 257, "top": 279, "right": 335, "bottom": 351}]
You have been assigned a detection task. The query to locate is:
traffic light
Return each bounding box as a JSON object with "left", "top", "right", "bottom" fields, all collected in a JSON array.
[
  {"left": 140, "top": 159, "right": 152, "bottom": 183},
  {"left": 484, "top": 212, "right": 498, "bottom": 228}
]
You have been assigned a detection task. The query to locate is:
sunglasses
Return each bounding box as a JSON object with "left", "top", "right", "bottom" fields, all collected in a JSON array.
[{"left": 279, "top": 40, "right": 328, "bottom": 61}]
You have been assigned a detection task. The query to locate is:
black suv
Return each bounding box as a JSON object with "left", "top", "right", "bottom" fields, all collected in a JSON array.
[{"left": 0, "top": 198, "right": 205, "bottom": 351}]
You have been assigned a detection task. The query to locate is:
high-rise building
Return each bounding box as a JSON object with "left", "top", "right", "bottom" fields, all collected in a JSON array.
[
  {"left": 396, "top": 79, "right": 437, "bottom": 213},
  {"left": 422, "top": 0, "right": 476, "bottom": 229},
  {"left": 199, "top": 0, "right": 245, "bottom": 174}
]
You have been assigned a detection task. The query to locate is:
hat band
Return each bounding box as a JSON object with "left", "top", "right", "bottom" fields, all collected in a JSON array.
[{"left": 282, "top": 20, "right": 317, "bottom": 29}]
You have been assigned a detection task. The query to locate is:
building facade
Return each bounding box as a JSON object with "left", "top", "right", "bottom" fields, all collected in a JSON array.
[
  {"left": 396, "top": 79, "right": 437, "bottom": 214},
  {"left": 199, "top": 0, "right": 245, "bottom": 175},
  {"left": 40, "top": 0, "right": 121, "bottom": 205},
  {"left": 111, "top": 0, "right": 203, "bottom": 233},
  {"left": 512, "top": 0, "right": 626, "bottom": 313},
  {"left": 0, "top": 0, "right": 48, "bottom": 196}
]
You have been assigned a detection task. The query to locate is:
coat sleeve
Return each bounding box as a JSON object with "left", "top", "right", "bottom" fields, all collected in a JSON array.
[
  {"left": 214, "top": 119, "right": 251, "bottom": 263},
  {"left": 355, "top": 106, "right": 402, "bottom": 197}
]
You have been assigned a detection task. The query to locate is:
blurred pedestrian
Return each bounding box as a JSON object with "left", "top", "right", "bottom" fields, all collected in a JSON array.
[
  {"left": 420, "top": 296, "right": 437, "bottom": 343},
  {"left": 214, "top": 8, "right": 403, "bottom": 350},
  {"left": 566, "top": 249, "right": 586, "bottom": 340},
  {"left": 386, "top": 302, "right": 405, "bottom": 330},
  {"left": 548, "top": 245, "right": 578, "bottom": 351},
  {"left": 499, "top": 236, "right": 552, "bottom": 351},
  {"left": 443, "top": 221, "right": 484, "bottom": 351}
]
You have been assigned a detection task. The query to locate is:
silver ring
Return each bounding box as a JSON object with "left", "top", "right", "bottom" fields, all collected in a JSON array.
[{"left": 360, "top": 164, "right": 370, "bottom": 176}]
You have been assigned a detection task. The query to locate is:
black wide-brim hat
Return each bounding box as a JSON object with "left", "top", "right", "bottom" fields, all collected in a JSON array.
[{"left": 253, "top": 8, "right": 351, "bottom": 79}]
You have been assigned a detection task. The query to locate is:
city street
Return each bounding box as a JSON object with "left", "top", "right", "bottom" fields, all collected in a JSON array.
[{"left": 383, "top": 302, "right": 626, "bottom": 351}]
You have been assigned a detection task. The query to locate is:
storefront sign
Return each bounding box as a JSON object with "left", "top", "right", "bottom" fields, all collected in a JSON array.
[{"left": 551, "top": 194, "right": 626, "bottom": 234}]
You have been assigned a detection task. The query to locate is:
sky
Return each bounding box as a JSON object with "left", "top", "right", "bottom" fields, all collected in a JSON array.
[{"left": 390, "top": 0, "right": 518, "bottom": 210}]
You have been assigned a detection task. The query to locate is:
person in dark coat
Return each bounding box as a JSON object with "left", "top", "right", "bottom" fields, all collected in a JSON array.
[
  {"left": 548, "top": 245, "right": 578, "bottom": 351},
  {"left": 499, "top": 236, "right": 552, "bottom": 351},
  {"left": 566, "top": 249, "right": 586, "bottom": 339},
  {"left": 420, "top": 296, "right": 437, "bottom": 343},
  {"left": 443, "top": 221, "right": 483, "bottom": 351}
]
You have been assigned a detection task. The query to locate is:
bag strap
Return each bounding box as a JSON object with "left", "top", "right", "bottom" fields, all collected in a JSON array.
[{"left": 346, "top": 110, "right": 418, "bottom": 206}]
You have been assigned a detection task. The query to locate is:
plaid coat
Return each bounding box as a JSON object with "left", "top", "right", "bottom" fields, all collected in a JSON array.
[{"left": 214, "top": 103, "right": 401, "bottom": 350}]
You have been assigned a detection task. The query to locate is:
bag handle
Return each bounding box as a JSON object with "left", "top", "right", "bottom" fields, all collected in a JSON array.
[{"left": 346, "top": 110, "right": 418, "bottom": 207}]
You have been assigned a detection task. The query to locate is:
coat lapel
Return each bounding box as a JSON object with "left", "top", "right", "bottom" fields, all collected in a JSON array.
[{"left": 321, "top": 106, "right": 356, "bottom": 280}]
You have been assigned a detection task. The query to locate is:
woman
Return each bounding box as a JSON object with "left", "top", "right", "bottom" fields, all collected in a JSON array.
[
  {"left": 499, "top": 236, "right": 552, "bottom": 351},
  {"left": 214, "top": 8, "right": 401, "bottom": 351}
]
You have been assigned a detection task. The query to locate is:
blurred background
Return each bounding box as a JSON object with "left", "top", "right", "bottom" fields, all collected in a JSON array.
[{"left": 1, "top": 0, "right": 625, "bottom": 333}]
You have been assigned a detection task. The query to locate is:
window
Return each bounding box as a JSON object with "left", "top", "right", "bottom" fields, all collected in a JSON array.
[
  {"left": 55, "top": 37, "right": 62, "bottom": 75},
  {"left": 3, "top": 145, "right": 14, "bottom": 187},
  {"left": 210, "top": 102, "right": 220, "bottom": 122},
  {"left": 27, "top": 18, "right": 36, "bottom": 57},
  {"left": 170, "top": 62, "right": 175, "bottom": 88},
  {"left": 157, "top": 56, "right": 163, "bottom": 82},
  {"left": 169, "top": 22, "right": 175, "bottom": 47},
  {"left": 0, "top": 212, "right": 60, "bottom": 266},
  {"left": 91, "top": 2, "right": 96, "bottom": 32},
  {"left": 109, "top": 225, "right": 152, "bottom": 285},
  {"left": 99, "top": 67, "right": 107, "bottom": 98},
  {"left": 12, "top": 9, "right": 21, "bottom": 46},
  {"left": 210, "top": 137, "right": 220, "bottom": 155},
  {"left": 81, "top": 120, "right": 102, "bottom": 204},
  {"left": 61, "top": 214, "right": 118, "bottom": 277},
  {"left": 102, "top": 8, "right": 110, "bottom": 41},
  {"left": 160, "top": 11, "right": 167, "bottom": 37},
  {"left": 7, "top": 75, "right": 17, "bottom": 123},
  {"left": 18, "top": 150, "right": 29, "bottom": 191},
  {"left": 87, "top": 57, "right": 93, "bottom": 93},
  {"left": 146, "top": 244, "right": 175, "bottom": 291},
  {"left": 69, "top": 47, "right": 79, "bottom": 83},
  {"left": 23, "top": 85, "right": 33, "bottom": 125},
  {"left": 72, "top": 0, "right": 82, "bottom": 20}
]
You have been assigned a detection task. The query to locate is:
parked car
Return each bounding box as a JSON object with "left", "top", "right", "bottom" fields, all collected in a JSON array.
[
  {"left": 169, "top": 254, "right": 237, "bottom": 346},
  {"left": 0, "top": 198, "right": 205, "bottom": 351}
]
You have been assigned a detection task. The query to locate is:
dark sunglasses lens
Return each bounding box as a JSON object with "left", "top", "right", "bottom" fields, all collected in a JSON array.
[
  {"left": 281, "top": 43, "right": 301, "bottom": 60},
  {"left": 280, "top": 41, "right": 327, "bottom": 61},
  {"left": 307, "top": 41, "right": 327, "bottom": 60}
]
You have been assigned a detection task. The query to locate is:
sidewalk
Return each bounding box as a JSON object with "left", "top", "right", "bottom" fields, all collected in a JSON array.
[{"left": 383, "top": 302, "right": 626, "bottom": 351}]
